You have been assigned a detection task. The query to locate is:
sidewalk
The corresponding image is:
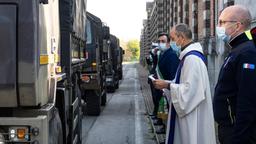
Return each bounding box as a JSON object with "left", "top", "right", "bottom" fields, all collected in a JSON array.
[{"left": 137, "top": 64, "right": 165, "bottom": 144}]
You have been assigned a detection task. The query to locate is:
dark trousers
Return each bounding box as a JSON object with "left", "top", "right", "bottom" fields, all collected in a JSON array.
[
  {"left": 148, "top": 79, "right": 162, "bottom": 115},
  {"left": 218, "top": 125, "right": 233, "bottom": 144},
  {"left": 218, "top": 124, "right": 256, "bottom": 144}
]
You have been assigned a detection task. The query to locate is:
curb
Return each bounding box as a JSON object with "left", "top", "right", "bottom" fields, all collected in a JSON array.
[{"left": 137, "top": 64, "right": 166, "bottom": 144}]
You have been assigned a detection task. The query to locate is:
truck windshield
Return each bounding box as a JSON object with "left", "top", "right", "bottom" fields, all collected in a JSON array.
[{"left": 86, "top": 21, "right": 92, "bottom": 44}]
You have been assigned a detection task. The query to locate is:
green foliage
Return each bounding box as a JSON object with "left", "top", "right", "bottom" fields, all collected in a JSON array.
[{"left": 127, "top": 39, "right": 140, "bottom": 61}]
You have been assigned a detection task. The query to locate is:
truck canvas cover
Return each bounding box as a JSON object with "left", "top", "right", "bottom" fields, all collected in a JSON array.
[
  {"left": 59, "top": 0, "right": 87, "bottom": 71},
  {"left": 59, "top": 0, "right": 86, "bottom": 40}
]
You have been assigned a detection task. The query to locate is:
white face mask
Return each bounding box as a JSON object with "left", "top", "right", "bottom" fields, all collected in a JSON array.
[
  {"left": 170, "top": 41, "right": 181, "bottom": 56},
  {"left": 158, "top": 43, "right": 168, "bottom": 51},
  {"left": 216, "top": 26, "right": 231, "bottom": 43}
]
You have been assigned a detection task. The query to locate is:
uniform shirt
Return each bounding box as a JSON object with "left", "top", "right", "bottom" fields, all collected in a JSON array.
[{"left": 214, "top": 31, "right": 256, "bottom": 144}]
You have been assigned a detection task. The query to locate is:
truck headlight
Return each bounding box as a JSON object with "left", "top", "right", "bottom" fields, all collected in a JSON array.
[
  {"left": 9, "top": 129, "right": 15, "bottom": 139},
  {"left": 8, "top": 127, "right": 29, "bottom": 142}
]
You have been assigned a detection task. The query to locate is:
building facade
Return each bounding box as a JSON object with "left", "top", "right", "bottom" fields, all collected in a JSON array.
[
  {"left": 140, "top": 0, "right": 171, "bottom": 66},
  {"left": 140, "top": 0, "right": 256, "bottom": 94}
]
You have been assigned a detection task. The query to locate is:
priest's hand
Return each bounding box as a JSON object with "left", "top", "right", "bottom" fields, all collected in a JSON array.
[{"left": 153, "top": 79, "right": 169, "bottom": 90}]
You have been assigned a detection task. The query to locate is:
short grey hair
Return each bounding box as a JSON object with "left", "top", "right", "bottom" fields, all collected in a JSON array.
[{"left": 175, "top": 24, "right": 192, "bottom": 39}]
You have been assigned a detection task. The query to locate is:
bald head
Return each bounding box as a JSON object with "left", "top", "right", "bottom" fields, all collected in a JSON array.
[
  {"left": 221, "top": 5, "right": 252, "bottom": 29},
  {"left": 218, "top": 5, "right": 252, "bottom": 39}
]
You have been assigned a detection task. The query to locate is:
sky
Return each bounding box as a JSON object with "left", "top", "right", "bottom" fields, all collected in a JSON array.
[{"left": 87, "top": 0, "right": 152, "bottom": 41}]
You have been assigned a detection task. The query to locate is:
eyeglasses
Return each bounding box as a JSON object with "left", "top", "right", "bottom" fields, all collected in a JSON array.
[{"left": 218, "top": 20, "right": 238, "bottom": 26}]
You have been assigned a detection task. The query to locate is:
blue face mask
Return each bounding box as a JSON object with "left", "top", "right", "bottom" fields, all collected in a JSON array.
[
  {"left": 158, "top": 43, "right": 168, "bottom": 51},
  {"left": 216, "top": 26, "right": 231, "bottom": 43},
  {"left": 170, "top": 41, "right": 181, "bottom": 56}
]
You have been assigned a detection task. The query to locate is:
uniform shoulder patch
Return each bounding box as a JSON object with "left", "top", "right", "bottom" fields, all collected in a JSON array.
[{"left": 243, "top": 63, "right": 255, "bottom": 69}]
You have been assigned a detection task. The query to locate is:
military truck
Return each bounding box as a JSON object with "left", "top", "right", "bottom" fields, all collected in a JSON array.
[
  {"left": 81, "top": 12, "right": 109, "bottom": 116},
  {"left": 117, "top": 47, "right": 124, "bottom": 80},
  {"left": 105, "top": 35, "right": 121, "bottom": 92},
  {"left": 0, "top": 0, "right": 86, "bottom": 143}
]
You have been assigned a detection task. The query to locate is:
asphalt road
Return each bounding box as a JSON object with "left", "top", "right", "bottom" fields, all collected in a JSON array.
[{"left": 82, "top": 62, "right": 156, "bottom": 144}]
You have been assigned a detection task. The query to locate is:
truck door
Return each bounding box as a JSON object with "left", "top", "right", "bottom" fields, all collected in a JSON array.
[{"left": 0, "top": 4, "right": 18, "bottom": 107}]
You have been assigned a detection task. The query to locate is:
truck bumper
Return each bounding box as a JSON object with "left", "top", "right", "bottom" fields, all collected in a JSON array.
[
  {"left": 81, "top": 79, "right": 101, "bottom": 89},
  {"left": 0, "top": 116, "right": 48, "bottom": 143}
]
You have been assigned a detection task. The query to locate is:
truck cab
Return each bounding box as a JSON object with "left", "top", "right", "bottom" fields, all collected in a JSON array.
[
  {"left": 105, "top": 35, "right": 121, "bottom": 92},
  {"left": 0, "top": 0, "right": 87, "bottom": 143}
]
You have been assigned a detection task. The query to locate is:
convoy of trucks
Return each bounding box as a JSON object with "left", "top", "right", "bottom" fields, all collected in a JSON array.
[{"left": 0, "top": 0, "right": 123, "bottom": 143}]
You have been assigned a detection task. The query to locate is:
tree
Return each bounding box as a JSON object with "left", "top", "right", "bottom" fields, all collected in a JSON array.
[{"left": 127, "top": 39, "right": 140, "bottom": 61}]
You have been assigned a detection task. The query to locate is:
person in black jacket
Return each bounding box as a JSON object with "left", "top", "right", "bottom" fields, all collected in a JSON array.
[
  {"left": 156, "top": 33, "right": 180, "bottom": 82},
  {"left": 214, "top": 5, "right": 256, "bottom": 144},
  {"left": 147, "top": 33, "right": 179, "bottom": 133},
  {"left": 147, "top": 46, "right": 160, "bottom": 117}
]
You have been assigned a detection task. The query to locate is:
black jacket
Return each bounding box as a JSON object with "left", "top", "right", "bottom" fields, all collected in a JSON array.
[
  {"left": 158, "top": 48, "right": 179, "bottom": 80},
  {"left": 214, "top": 31, "right": 256, "bottom": 144}
]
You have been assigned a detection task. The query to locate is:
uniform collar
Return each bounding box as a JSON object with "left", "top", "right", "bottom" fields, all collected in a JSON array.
[{"left": 229, "top": 31, "right": 251, "bottom": 49}]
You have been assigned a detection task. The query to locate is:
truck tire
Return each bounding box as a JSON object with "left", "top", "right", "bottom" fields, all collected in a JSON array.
[
  {"left": 108, "top": 86, "right": 115, "bottom": 93},
  {"left": 115, "top": 81, "right": 119, "bottom": 89},
  {"left": 76, "top": 84, "right": 82, "bottom": 144},
  {"left": 49, "top": 108, "right": 63, "bottom": 144},
  {"left": 101, "top": 92, "right": 107, "bottom": 106},
  {"left": 85, "top": 90, "right": 101, "bottom": 116},
  {"left": 81, "top": 99, "right": 87, "bottom": 116}
]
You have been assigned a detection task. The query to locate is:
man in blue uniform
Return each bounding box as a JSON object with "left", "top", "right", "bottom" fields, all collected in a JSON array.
[{"left": 214, "top": 5, "right": 256, "bottom": 144}]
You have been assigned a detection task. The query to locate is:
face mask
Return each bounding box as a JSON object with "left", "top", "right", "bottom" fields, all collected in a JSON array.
[
  {"left": 216, "top": 26, "right": 231, "bottom": 43},
  {"left": 158, "top": 43, "right": 168, "bottom": 51},
  {"left": 170, "top": 41, "right": 181, "bottom": 56}
]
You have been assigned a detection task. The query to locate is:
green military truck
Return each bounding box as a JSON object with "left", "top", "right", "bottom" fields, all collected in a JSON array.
[
  {"left": 81, "top": 12, "right": 109, "bottom": 115},
  {"left": 105, "top": 35, "right": 121, "bottom": 92},
  {"left": 0, "top": 0, "right": 87, "bottom": 143},
  {"left": 117, "top": 47, "right": 124, "bottom": 80}
]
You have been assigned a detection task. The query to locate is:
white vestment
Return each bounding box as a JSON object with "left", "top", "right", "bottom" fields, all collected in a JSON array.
[{"left": 165, "top": 42, "right": 216, "bottom": 144}]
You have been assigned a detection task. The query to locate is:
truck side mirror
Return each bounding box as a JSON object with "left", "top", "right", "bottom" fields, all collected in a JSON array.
[
  {"left": 103, "top": 26, "right": 110, "bottom": 39},
  {"left": 122, "top": 50, "right": 125, "bottom": 55}
]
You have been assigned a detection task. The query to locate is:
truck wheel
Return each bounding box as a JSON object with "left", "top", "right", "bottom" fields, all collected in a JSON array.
[
  {"left": 49, "top": 108, "right": 63, "bottom": 144},
  {"left": 115, "top": 81, "right": 119, "bottom": 89},
  {"left": 108, "top": 86, "right": 115, "bottom": 93},
  {"left": 76, "top": 84, "right": 82, "bottom": 144},
  {"left": 101, "top": 92, "right": 107, "bottom": 106},
  {"left": 85, "top": 90, "right": 101, "bottom": 116},
  {"left": 81, "top": 99, "right": 87, "bottom": 116}
]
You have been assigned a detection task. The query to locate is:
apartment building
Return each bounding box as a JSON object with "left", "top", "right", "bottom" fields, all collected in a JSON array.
[
  {"left": 140, "top": 0, "right": 256, "bottom": 93},
  {"left": 140, "top": 0, "right": 171, "bottom": 66}
]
